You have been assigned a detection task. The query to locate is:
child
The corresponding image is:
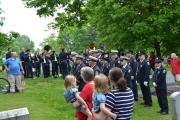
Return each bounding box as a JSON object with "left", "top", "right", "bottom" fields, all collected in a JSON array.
[
  {"left": 93, "top": 74, "right": 117, "bottom": 120},
  {"left": 152, "top": 59, "right": 168, "bottom": 115},
  {"left": 64, "top": 75, "right": 92, "bottom": 120}
]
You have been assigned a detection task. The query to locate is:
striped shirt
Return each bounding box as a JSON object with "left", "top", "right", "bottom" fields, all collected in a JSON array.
[{"left": 105, "top": 88, "right": 134, "bottom": 120}]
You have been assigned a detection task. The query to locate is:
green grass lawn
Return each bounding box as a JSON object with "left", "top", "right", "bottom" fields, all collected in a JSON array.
[{"left": 0, "top": 74, "right": 172, "bottom": 120}]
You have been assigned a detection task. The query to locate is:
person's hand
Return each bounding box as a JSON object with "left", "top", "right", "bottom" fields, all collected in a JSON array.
[
  {"left": 112, "top": 114, "right": 117, "bottom": 120},
  {"left": 153, "top": 82, "right": 157, "bottom": 87},
  {"left": 136, "top": 81, "right": 139, "bottom": 85},
  {"left": 22, "top": 71, "right": 25, "bottom": 75},
  {"left": 6, "top": 68, "right": 9, "bottom": 72},
  {"left": 144, "top": 81, "right": 148, "bottom": 86}
]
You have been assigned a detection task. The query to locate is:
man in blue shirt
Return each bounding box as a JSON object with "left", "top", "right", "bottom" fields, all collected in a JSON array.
[{"left": 4, "top": 52, "right": 24, "bottom": 93}]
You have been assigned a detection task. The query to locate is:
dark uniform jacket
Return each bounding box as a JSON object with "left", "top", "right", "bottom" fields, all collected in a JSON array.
[
  {"left": 152, "top": 66, "right": 167, "bottom": 90},
  {"left": 109, "top": 57, "right": 119, "bottom": 69},
  {"left": 75, "top": 62, "right": 86, "bottom": 91},
  {"left": 50, "top": 54, "right": 59, "bottom": 62},
  {"left": 122, "top": 64, "right": 133, "bottom": 88},
  {"left": 136, "top": 59, "right": 150, "bottom": 83},
  {"left": 128, "top": 57, "right": 137, "bottom": 76},
  {"left": 92, "top": 64, "right": 101, "bottom": 76}
]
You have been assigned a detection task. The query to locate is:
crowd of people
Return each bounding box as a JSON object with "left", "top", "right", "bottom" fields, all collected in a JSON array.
[{"left": 2, "top": 46, "right": 180, "bottom": 120}]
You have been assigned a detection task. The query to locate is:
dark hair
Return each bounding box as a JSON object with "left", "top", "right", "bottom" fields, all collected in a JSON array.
[{"left": 109, "top": 67, "right": 127, "bottom": 91}]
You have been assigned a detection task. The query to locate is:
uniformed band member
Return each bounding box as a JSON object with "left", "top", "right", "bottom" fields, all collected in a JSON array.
[
  {"left": 74, "top": 54, "right": 86, "bottom": 91},
  {"left": 126, "top": 50, "right": 138, "bottom": 101},
  {"left": 109, "top": 50, "right": 119, "bottom": 69},
  {"left": 24, "top": 49, "right": 33, "bottom": 78},
  {"left": 33, "top": 52, "right": 41, "bottom": 78},
  {"left": 152, "top": 59, "right": 168, "bottom": 115},
  {"left": 136, "top": 52, "right": 152, "bottom": 107},
  {"left": 100, "top": 54, "right": 110, "bottom": 76},
  {"left": 6, "top": 47, "right": 13, "bottom": 59},
  {"left": 19, "top": 48, "right": 26, "bottom": 77},
  {"left": 96, "top": 49, "right": 104, "bottom": 69},
  {"left": 42, "top": 52, "right": 50, "bottom": 78},
  {"left": 88, "top": 56, "right": 101, "bottom": 76},
  {"left": 50, "top": 51, "right": 59, "bottom": 78},
  {"left": 69, "top": 52, "right": 78, "bottom": 75},
  {"left": 59, "top": 48, "right": 69, "bottom": 79},
  {"left": 120, "top": 56, "right": 133, "bottom": 89}
]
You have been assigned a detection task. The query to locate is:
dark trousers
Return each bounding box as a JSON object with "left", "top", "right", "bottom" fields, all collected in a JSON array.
[
  {"left": 52, "top": 62, "right": 58, "bottom": 78},
  {"left": 127, "top": 80, "right": 133, "bottom": 90},
  {"left": 140, "top": 83, "right": 152, "bottom": 105},
  {"left": 132, "top": 80, "right": 138, "bottom": 101},
  {"left": 156, "top": 89, "right": 168, "bottom": 113},
  {"left": 34, "top": 62, "right": 41, "bottom": 77},
  {"left": 150, "top": 64, "right": 155, "bottom": 71},
  {"left": 60, "top": 61, "right": 68, "bottom": 79},
  {"left": 42, "top": 63, "right": 50, "bottom": 78},
  {"left": 22, "top": 62, "right": 27, "bottom": 78},
  {"left": 25, "top": 62, "right": 33, "bottom": 78}
]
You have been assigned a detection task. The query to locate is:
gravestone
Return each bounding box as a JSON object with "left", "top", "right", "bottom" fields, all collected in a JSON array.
[
  {"left": 166, "top": 71, "right": 176, "bottom": 85},
  {"left": 170, "top": 92, "right": 180, "bottom": 120},
  {"left": 0, "top": 108, "right": 29, "bottom": 120}
]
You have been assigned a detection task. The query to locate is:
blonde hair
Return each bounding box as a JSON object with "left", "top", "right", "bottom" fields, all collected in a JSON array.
[
  {"left": 64, "top": 75, "right": 76, "bottom": 90},
  {"left": 94, "top": 74, "right": 109, "bottom": 93}
]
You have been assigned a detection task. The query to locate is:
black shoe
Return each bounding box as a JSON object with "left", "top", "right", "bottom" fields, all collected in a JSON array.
[{"left": 160, "top": 112, "right": 168, "bottom": 115}]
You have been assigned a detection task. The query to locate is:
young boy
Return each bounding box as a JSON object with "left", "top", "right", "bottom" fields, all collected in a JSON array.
[{"left": 152, "top": 59, "right": 168, "bottom": 115}]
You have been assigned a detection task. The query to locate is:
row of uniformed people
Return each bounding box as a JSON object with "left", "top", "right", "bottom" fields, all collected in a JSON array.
[
  {"left": 70, "top": 49, "right": 168, "bottom": 115},
  {"left": 19, "top": 48, "right": 71, "bottom": 79}
]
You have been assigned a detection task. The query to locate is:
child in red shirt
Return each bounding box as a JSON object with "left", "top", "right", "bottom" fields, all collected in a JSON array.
[{"left": 76, "top": 67, "right": 95, "bottom": 120}]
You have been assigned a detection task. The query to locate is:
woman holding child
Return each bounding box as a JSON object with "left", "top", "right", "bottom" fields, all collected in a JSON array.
[{"left": 64, "top": 67, "right": 134, "bottom": 120}]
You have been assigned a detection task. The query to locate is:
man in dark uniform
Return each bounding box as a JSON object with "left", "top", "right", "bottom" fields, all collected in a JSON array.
[
  {"left": 59, "top": 48, "right": 69, "bottom": 79},
  {"left": 74, "top": 54, "right": 86, "bottom": 91},
  {"left": 152, "top": 59, "right": 168, "bottom": 115},
  {"left": 24, "top": 49, "right": 33, "bottom": 78},
  {"left": 88, "top": 56, "right": 101, "bottom": 76},
  {"left": 120, "top": 56, "right": 133, "bottom": 89},
  {"left": 42, "top": 52, "right": 50, "bottom": 78},
  {"left": 109, "top": 50, "right": 119, "bottom": 69},
  {"left": 136, "top": 52, "right": 152, "bottom": 107},
  {"left": 69, "top": 52, "right": 78, "bottom": 75},
  {"left": 96, "top": 49, "right": 104, "bottom": 69},
  {"left": 6, "top": 47, "right": 13, "bottom": 59},
  {"left": 19, "top": 48, "right": 26, "bottom": 77},
  {"left": 126, "top": 50, "right": 138, "bottom": 101},
  {"left": 100, "top": 54, "right": 110, "bottom": 76},
  {"left": 33, "top": 51, "right": 41, "bottom": 78},
  {"left": 50, "top": 51, "right": 59, "bottom": 78}
]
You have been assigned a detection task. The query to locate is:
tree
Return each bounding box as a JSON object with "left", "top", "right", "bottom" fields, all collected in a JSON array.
[
  {"left": 15, "top": 35, "right": 35, "bottom": 50},
  {"left": 22, "top": 0, "right": 88, "bottom": 30},
  {"left": 40, "top": 33, "right": 60, "bottom": 52},
  {"left": 23, "top": 0, "right": 180, "bottom": 56}
]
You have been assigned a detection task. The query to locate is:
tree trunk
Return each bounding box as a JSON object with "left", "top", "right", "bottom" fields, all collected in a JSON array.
[{"left": 154, "top": 41, "right": 161, "bottom": 58}]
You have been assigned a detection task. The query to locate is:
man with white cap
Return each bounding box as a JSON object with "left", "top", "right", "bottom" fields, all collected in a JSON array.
[
  {"left": 75, "top": 54, "right": 86, "bottom": 91},
  {"left": 109, "top": 50, "right": 119, "bottom": 69},
  {"left": 120, "top": 56, "right": 133, "bottom": 89},
  {"left": 88, "top": 56, "right": 101, "bottom": 76}
]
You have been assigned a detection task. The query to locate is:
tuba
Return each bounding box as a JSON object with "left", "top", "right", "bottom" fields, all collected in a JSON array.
[{"left": 43, "top": 45, "right": 52, "bottom": 57}]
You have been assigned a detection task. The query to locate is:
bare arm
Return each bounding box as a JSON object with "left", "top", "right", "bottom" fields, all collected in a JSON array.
[
  {"left": 100, "top": 103, "right": 117, "bottom": 120},
  {"left": 75, "top": 93, "right": 88, "bottom": 108},
  {"left": 4, "top": 64, "right": 9, "bottom": 71}
]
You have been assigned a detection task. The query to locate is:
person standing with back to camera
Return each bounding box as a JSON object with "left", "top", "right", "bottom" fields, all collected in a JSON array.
[{"left": 105, "top": 67, "right": 134, "bottom": 120}]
